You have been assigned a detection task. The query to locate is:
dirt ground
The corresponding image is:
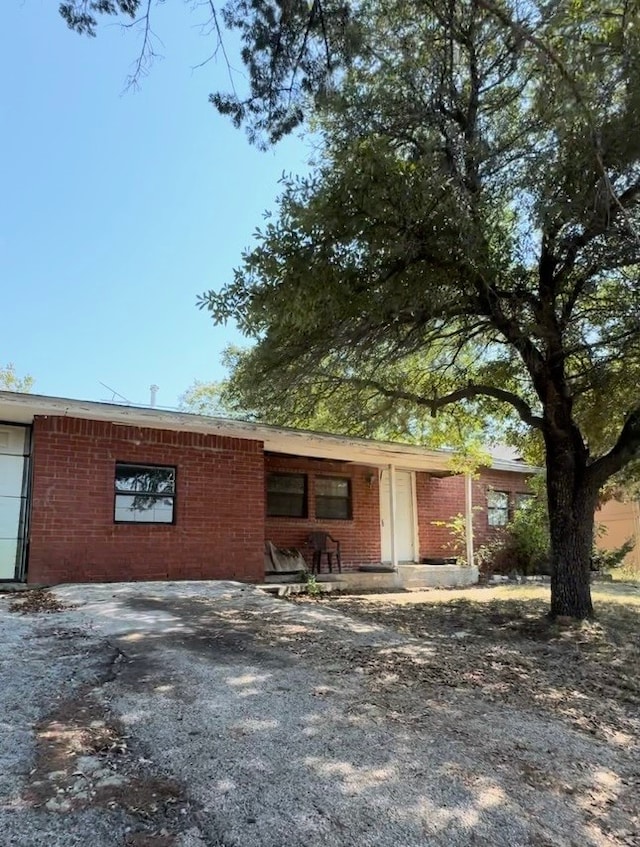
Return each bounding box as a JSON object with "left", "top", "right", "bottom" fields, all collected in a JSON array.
[
  {"left": 1, "top": 581, "right": 639, "bottom": 846},
  {"left": 298, "top": 582, "right": 640, "bottom": 744}
]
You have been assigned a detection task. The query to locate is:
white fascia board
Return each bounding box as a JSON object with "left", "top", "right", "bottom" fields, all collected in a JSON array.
[{"left": 0, "top": 391, "right": 535, "bottom": 475}]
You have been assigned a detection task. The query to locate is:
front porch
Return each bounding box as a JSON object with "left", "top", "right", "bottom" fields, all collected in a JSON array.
[
  {"left": 263, "top": 429, "right": 532, "bottom": 591},
  {"left": 265, "top": 454, "right": 479, "bottom": 564},
  {"left": 261, "top": 563, "right": 480, "bottom": 595},
  {"left": 264, "top": 446, "right": 484, "bottom": 585}
]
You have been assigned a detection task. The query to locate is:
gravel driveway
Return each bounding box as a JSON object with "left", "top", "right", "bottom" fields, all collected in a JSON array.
[{"left": 1, "top": 581, "right": 637, "bottom": 846}]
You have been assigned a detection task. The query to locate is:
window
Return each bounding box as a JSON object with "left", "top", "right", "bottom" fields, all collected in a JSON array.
[
  {"left": 515, "top": 492, "right": 535, "bottom": 511},
  {"left": 487, "top": 490, "right": 509, "bottom": 527},
  {"left": 114, "top": 463, "right": 176, "bottom": 524},
  {"left": 267, "top": 473, "right": 307, "bottom": 518},
  {"left": 316, "top": 476, "right": 352, "bottom": 520}
]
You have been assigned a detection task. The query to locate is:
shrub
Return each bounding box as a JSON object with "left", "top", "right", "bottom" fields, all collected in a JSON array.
[
  {"left": 431, "top": 508, "right": 483, "bottom": 566},
  {"left": 473, "top": 475, "right": 550, "bottom": 577},
  {"left": 478, "top": 478, "right": 635, "bottom": 577},
  {"left": 437, "top": 475, "right": 635, "bottom": 578},
  {"left": 591, "top": 536, "right": 635, "bottom": 572},
  {"left": 303, "top": 572, "right": 322, "bottom": 596}
]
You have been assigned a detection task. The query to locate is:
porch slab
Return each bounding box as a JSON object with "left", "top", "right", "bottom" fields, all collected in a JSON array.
[
  {"left": 317, "top": 564, "right": 479, "bottom": 592},
  {"left": 260, "top": 565, "right": 479, "bottom": 595},
  {"left": 259, "top": 580, "right": 346, "bottom": 596}
]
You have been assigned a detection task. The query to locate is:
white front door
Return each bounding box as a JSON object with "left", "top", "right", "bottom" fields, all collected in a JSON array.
[{"left": 380, "top": 469, "right": 416, "bottom": 563}]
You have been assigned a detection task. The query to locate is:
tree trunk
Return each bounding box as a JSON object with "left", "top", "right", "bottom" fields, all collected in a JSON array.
[{"left": 546, "top": 442, "right": 597, "bottom": 619}]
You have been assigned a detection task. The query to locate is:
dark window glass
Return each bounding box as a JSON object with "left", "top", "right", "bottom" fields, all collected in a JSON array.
[
  {"left": 487, "top": 490, "right": 509, "bottom": 527},
  {"left": 114, "top": 464, "right": 176, "bottom": 523},
  {"left": 316, "top": 477, "right": 352, "bottom": 520},
  {"left": 267, "top": 473, "right": 307, "bottom": 517}
]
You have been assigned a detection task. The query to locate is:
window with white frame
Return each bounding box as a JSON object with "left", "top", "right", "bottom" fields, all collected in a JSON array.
[{"left": 487, "top": 490, "right": 509, "bottom": 527}]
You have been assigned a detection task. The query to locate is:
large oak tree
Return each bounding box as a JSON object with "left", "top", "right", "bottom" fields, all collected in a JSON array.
[{"left": 63, "top": 0, "right": 640, "bottom": 618}]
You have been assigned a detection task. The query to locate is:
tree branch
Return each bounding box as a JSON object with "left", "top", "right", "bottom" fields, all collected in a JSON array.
[
  {"left": 589, "top": 406, "right": 640, "bottom": 487},
  {"left": 557, "top": 179, "right": 640, "bottom": 264},
  {"left": 123, "top": 0, "right": 158, "bottom": 91},
  {"left": 474, "top": 276, "right": 548, "bottom": 396},
  {"left": 322, "top": 373, "right": 544, "bottom": 429},
  {"left": 478, "top": 0, "right": 640, "bottom": 245},
  {"left": 206, "top": 0, "right": 238, "bottom": 97}
]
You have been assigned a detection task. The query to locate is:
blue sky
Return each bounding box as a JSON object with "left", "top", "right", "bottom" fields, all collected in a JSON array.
[{"left": 1, "top": 1, "right": 309, "bottom": 407}]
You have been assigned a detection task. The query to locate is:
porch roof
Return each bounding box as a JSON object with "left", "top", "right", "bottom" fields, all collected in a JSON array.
[{"left": 0, "top": 390, "right": 533, "bottom": 475}]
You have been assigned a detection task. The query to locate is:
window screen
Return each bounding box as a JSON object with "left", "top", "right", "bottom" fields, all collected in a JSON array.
[
  {"left": 267, "top": 473, "right": 307, "bottom": 517},
  {"left": 315, "top": 477, "right": 352, "bottom": 520},
  {"left": 114, "top": 464, "right": 176, "bottom": 524}
]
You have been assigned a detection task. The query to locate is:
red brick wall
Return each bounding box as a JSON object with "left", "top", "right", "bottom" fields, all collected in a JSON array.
[
  {"left": 264, "top": 454, "right": 381, "bottom": 570},
  {"left": 28, "top": 416, "right": 265, "bottom": 584},
  {"left": 26, "top": 414, "right": 534, "bottom": 582},
  {"left": 417, "top": 469, "right": 533, "bottom": 559}
]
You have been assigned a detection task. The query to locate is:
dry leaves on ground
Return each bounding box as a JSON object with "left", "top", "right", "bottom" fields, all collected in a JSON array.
[
  {"left": 7, "top": 589, "right": 72, "bottom": 615},
  {"left": 294, "top": 592, "right": 640, "bottom": 743}
]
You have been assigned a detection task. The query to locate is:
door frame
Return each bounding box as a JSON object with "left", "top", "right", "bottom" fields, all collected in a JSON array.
[
  {"left": 379, "top": 467, "right": 420, "bottom": 565},
  {"left": 0, "top": 422, "right": 32, "bottom": 583}
]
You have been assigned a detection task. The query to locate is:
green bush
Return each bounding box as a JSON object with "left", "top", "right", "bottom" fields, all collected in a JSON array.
[
  {"left": 478, "top": 495, "right": 551, "bottom": 577},
  {"left": 436, "top": 475, "right": 635, "bottom": 578},
  {"left": 591, "top": 536, "right": 635, "bottom": 572},
  {"left": 474, "top": 475, "right": 549, "bottom": 577},
  {"left": 478, "top": 477, "right": 636, "bottom": 577},
  {"left": 431, "top": 511, "right": 481, "bottom": 566},
  {"left": 303, "top": 572, "right": 322, "bottom": 596}
]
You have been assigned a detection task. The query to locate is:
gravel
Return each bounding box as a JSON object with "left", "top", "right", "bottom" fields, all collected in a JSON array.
[{"left": 1, "top": 581, "right": 638, "bottom": 846}]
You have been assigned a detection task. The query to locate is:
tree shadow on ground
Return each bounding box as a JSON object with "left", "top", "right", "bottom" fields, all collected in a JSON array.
[{"left": 89, "top": 588, "right": 640, "bottom": 847}]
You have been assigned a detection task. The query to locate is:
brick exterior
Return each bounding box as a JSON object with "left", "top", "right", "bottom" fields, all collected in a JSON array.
[
  {"left": 265, "top": 457, "right": 532, "bottom": 569},
  {"left": 25, "top": 414, "right": 532, "bottom": 583},
  {"left": 264, "top": 454, "right": 381, "bottom": 570},
  {"left": 416, "top": 470, "right": 533, "bottom": 559},
  {"left": 28, "top": 416, "right": 265, "bottom": 584}
]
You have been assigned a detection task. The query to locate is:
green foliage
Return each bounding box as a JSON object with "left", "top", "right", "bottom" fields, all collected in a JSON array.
[
  {"left": 480, "top": 484, "right": 552, "bottom": 577},
  {"left": 591, "top": 535, "right": 636, "bottom": 573},
  {"left": 59, "top": 2, "right": 138, "bottom": 38},
  {"left": 431, "top": 514, "right": 468, "bottom": 564},
  {"left": 223, "top": 344, "right": 507, "bottom": 450},
  {"left": 179, "top": 348, "right": 259, "bottom": 420},
  {"left": 479, "top": 476, "right": 635, "bottom": 576},
  {"left": 0, "top": 364, "right": 34, "bottom": 393},
  {"left": 178, "top": 379, "right": 249, "bottom": 419},
  {"left": 63, "top": 2, "right": 640, "bottom": 475},
  {"left": 503, "top": 500, "right": 551, "bottom": 576},
  {"left": 64, "top": 0, "right": 640, "bottom": 617},
  {"left": 600, "top": 460, "right": 640, "bottom": 503},
  {"left": 197, "top": 0, "right": 640, "bottom": 486},
  {"left": 183, "top": 345, "right": 502, "bottom": 456},
  {"left": 303, "top": 572, "right": 322, "bottom": 597},
  {"left": 431, "top": 508, "right": 483, "bottom": 566},
  {"left": 59, "top": 0, "right": 362, "bottom": 145}
]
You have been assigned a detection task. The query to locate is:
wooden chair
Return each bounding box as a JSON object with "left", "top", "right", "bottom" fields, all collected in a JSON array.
[{"left": 308, "top": 531, "right": 342, "bottom": 574}]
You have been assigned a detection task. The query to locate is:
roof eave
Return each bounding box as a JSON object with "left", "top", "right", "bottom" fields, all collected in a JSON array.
[{"left": 0, "top": 391, "right": 536, "bottom": 475}]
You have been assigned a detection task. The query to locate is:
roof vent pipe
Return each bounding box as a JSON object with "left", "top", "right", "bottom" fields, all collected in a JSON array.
[{"left": 149, "top": 385, "right": 159, "bottom": 408}]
